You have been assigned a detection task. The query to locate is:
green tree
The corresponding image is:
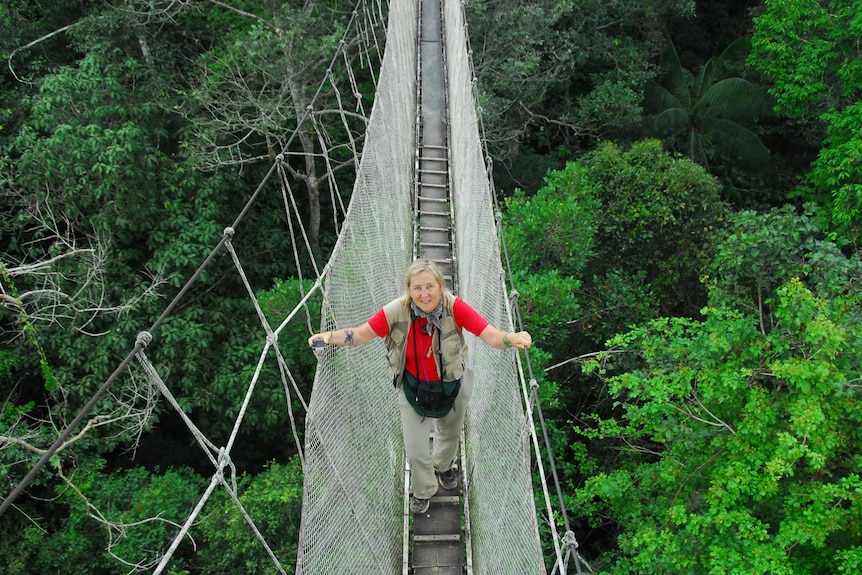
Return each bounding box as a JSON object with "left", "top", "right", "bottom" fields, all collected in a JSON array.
[
  {"left": 197, "top": 457, "right": 304, "bottom": 574},
  {"left": 503, "top": 162, "right": 595, "bottom": 359},
  {"left": 583, "top": 139, "right": 726, "bottom": 320},
  {"left": 749, "top": 0, "right": 862, "bottom": 243},
  {"left": 177, "top": 0, "right": 380, "bottom": 259},
  {"left": 0, "top": 1, "right": 322, "bottom": 530},
  {"left": 466, "top": 0, "right": 696, "bottom": 192},
  {"left": 573, "top": 208, "right": 862, "bottom": 574},
  {"left": 508, "top": 139, "right": 725, "bottom": 346},
  {"left": 706, "top": 204, "right": 855, "bottom": 319},
  {"left": 504, "top": 143, "right": 726, "bottom": 529},
  {"left": 0, "top": 461, "right": 207, "bottom": 574}
]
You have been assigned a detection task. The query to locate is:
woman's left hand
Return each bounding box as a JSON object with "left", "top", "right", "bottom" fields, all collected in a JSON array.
[{"left": 504, "top": 331, "right": 532, "bottom": 349}]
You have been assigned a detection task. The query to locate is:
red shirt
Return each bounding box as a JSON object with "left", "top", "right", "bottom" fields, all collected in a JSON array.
[{"left": 368, "top": 298, "right": 489, "bottom": 380}]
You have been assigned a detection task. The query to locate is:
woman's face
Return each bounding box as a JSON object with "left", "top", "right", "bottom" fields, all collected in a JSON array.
[{"left": 409, "top": 270, "right": 441, "bottom": 313}]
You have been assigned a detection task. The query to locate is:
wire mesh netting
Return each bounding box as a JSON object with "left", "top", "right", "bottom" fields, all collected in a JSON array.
[
  {"left": 294, "top": 0, "right": 417, "bottom": 573},
  {"left": 445, "top": 0, "right": 546, "bottom": 572}
]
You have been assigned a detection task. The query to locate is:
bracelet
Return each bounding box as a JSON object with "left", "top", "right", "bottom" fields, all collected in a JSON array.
[{"left": 503, "top": 332, "right": 513, "bottom": 348}]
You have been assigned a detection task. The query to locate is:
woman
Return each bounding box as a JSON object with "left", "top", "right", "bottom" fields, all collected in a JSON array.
[{"left": 307, "top": 258, "right": 532, "bottom": 514}]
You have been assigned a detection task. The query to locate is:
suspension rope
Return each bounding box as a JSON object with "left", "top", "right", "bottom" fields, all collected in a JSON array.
[{"left": 328, "top": 63, "right": 365, "bottom": 189}]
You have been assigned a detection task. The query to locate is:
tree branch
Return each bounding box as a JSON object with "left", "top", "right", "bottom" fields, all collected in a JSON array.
[
  {"left": 206, "top": 0, "right": 280, "bottom": 31},
  {"left": 8, "top": 24, "right": 75, "bottom": 85}
]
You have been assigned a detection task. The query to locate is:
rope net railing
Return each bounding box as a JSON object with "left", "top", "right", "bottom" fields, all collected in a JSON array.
[
  {"left": 293, "top": 0, "right": 417, "bottom": 572},
  {"left": 444, "top": 0, "right": 546, "bottom": 573}
]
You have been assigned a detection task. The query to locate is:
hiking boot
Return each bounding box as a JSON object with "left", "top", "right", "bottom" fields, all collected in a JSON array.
[
  {"left": 436, "top": 467, "right": 459, "bottom": 491},
  {"left": 411, "top": 497, "right": 430, "bottom": 514}
]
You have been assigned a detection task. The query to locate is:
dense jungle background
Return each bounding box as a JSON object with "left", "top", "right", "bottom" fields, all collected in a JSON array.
[{"left": 2, "top": 0, "right": 861, "bottom": 573}]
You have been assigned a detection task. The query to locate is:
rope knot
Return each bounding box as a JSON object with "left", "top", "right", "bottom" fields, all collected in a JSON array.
[
  {"left": 529, "top": 378, "right": 538, "bottom": 391},
  {"left": 217, "top": 447, "right": 231, "bottom": 472},
  {"left": 136, "top": 331, "right": 153, "bottom": 348},
  {"left": 562, "top": 530, "right": 579, "bottom": 549},
  {"left": 223, "top": 227, "right": 235, "bottom": 238},
  {"left": 509, "top": 289, "right": 520, "bottom": 301}
]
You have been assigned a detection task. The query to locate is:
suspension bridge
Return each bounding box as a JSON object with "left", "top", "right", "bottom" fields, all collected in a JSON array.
[{"left": 1, "top": 0, "right": 585, "bottom": 573}]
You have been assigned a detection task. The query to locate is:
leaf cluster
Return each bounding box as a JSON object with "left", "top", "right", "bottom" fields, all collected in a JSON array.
[{"left": 750, "top": 0, "right": 862, "bottom": 246}]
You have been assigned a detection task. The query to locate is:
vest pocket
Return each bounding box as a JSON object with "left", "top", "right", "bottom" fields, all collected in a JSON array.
[{"left": 439, "top": 332, "right": 463, "bottom": 371}]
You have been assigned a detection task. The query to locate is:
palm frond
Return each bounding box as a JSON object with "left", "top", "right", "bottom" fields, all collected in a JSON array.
[
  {"left": 700, "top": 116, "right": 773, "bottom": 171},
  {"left": 658, "top": 30, "right": 692, "bottom": 107},
  {"left": 651, "top": 107, "right": 690, "bottom": 137},
  {"left": 697, "top": 78, "right": 774, "bottom": 122},
  {"left": 702, "top": 35, "right": 752, "bottom": 88},
  {"left": 644, "top": 79, "right": 684, "bottom": 113}
]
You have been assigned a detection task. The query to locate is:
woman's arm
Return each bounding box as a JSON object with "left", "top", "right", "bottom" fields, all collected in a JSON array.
[
  {"left": 307, "top": 322, "right": 379, "bottom": 349},
  {"left": 477, "top": 324, "right": 532, "bottom": 350}
]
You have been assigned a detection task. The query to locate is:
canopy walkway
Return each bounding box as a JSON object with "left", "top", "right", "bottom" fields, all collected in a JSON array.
[
  {"left": 297, "top": 0, "right": 555, "bottom": 572},
  {"left": 1, "top": 1, "right": 585, "bottom": 573}
]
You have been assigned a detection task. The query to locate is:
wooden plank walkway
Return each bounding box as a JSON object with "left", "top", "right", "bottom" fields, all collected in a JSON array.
[
  {"left": 407, "top": 0, "right": 467, "bottom": 572},
  {"left": 412, "top": 479, "right": 464, "bottom": 574}
]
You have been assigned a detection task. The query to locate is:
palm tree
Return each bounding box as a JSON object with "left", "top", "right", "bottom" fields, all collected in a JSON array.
[{"left": 644, "top": 35, "right": 775, "bottom": 175}]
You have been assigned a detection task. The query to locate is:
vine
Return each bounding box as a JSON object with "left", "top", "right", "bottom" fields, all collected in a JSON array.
[{"left": 0, "top": 261, "right": 57, "bottom": 391}]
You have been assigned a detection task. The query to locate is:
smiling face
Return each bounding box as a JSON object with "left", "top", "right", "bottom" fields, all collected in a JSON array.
[{"left": 409, "top": 270, "right": 442, "bottom": 313}]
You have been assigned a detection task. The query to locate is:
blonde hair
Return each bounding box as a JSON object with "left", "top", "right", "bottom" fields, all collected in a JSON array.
[{"left": 400, "top": 258, "right": 454, "bottom": 307}]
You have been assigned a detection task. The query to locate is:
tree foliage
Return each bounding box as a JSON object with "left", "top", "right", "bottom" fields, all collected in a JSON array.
[
  {"left": 466, "top": 0, "right": 696, "bottom": 191},
  {"left": 581, "top": 139, "right": 726, "bottom": 319},
  {"left": 574, "top": 209, "right": 862, "bottom": 574},
  {"left": 0, "top": 457, "right": 303, "bottom": 574},
  {"left": 750, "top": 0, "right": 862, "bottom": 243},
  {"left": 0, "top": 5, "right": 325, "bottom": 561},
  {"left": 508, "top": 139, "right": 726, "bottom": 342}
]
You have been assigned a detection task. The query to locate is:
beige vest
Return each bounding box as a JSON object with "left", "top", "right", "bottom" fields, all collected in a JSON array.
[{"left": 382, "top": 298, "right": 469, "bottom": 387}]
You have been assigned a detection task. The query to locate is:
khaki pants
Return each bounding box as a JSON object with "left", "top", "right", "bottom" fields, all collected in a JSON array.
[{"left": 398, "top": 368, "right": 474, "bottom": 499}]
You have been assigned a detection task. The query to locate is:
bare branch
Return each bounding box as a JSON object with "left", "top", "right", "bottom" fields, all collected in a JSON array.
[
  {"left": 7, "top": 24, "right": 75, "bottom": 85},
  {"left": 206, "top": 0, "right": 280, "bottom": 30},
  {"left": 4, "top": 249, "right": 96, "bottom": 277},
  {"left": 665, "top": 390, "right": 737, "bottom": 435},
  {"left": 519, "top": 101, "right": 590, "bottom": 137},
  {"left": 56, "top": 463, "right": 193, "bottom": 573},
  {"left": 1, "top": 367, "right": 158, "bottom": 459},
  {"left": 1, "top": 188, "right": 165, "bottom": 340},
  {"left": 0, "top": 434, "right": 46, "bottom": 455}
]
